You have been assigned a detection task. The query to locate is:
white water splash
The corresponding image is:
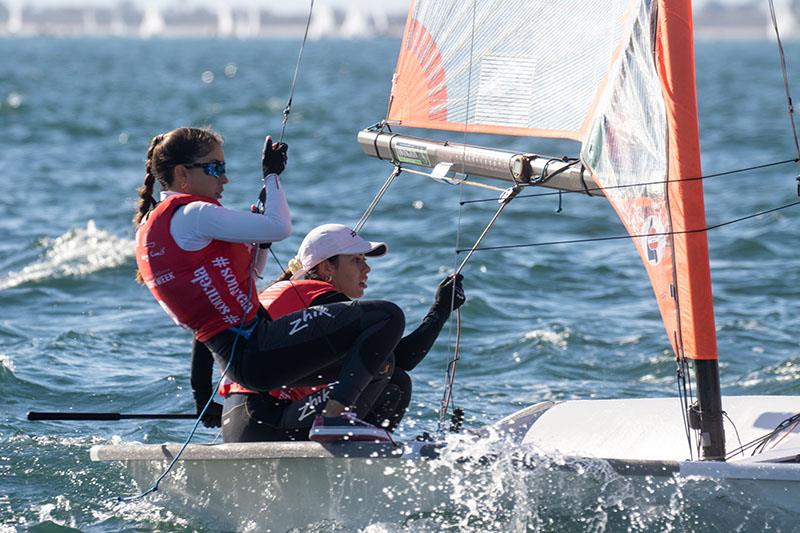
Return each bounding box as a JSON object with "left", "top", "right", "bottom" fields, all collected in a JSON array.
[
  {"left": 0, "top": 221, "right": 133, "bottom": 290},
  {"left": 522, "top": 328, "right": 570, "bottom": 349},
  {"left": 93, "top": 498, "right": 192, "bottom": 530},
  {"left": 32, "top": 495, "right": 78, "bottom": 530},
  {"left": 0, "top": 353, "right": 15, "bottom": 372}
]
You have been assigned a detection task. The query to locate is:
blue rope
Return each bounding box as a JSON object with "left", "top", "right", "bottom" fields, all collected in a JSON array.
[
  {"left": 116, "top": 353, "right": 237, "bottom": 502},
  {"left": 118, "top": 3, "right": 316, "bottom": 500},
  {"left": 117, "top": 253, "right": 259, "bottom": 502}
]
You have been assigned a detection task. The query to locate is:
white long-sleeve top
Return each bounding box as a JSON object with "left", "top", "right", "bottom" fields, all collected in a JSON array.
[{"left": 161, "top": 173, "right": 291, "bottom": 275}]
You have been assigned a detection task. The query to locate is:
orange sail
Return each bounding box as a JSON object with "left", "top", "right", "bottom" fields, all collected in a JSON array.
[
  {"left": 387, "top": 2, "right": 639, "bottom": 140},
  {"left": 385, "top": 0, "right": 717, "bottom": 361}
]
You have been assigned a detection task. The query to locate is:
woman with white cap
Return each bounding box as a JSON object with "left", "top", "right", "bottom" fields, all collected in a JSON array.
[{"left": 193, "top": 223, "right": 465, "bottom": 442}]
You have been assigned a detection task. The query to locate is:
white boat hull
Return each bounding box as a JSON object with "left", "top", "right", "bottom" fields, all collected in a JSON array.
[{"left": 92, "top": 395, "right": 800, "bottom": 530}]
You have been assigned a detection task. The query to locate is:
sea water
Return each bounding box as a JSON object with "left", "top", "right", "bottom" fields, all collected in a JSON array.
[{"left": 0, "top": 37, "right": 798, "bottom": 531}]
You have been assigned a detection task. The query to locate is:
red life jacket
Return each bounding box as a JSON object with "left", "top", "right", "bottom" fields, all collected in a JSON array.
[
  {"left": 218, "top": 280, "right": 338, "bottom": 400},
  {"left": 135, "top": 194, "right": 258, "bottom": 342}
]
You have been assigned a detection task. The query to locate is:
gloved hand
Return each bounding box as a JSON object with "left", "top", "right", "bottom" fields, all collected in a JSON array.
[
  {"left": 196, "top": 400, "right": 223, "bottom": 428},
  {"left": 261, "top": 135, "right": 288, "bottom": 176},
  {"left": 431, "top": 273, "right": 466, "bottom": 320}
]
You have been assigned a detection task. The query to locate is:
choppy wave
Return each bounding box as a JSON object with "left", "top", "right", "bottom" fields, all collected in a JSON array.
[
  {"left": 0, "top": 354, "right": 15, "bottom": 374},
  {"left": 0, "top": 221, "right": 133, "bottom": 291},
  {"left": 522, "top": 328, "right": 571, "bottom": 350}
]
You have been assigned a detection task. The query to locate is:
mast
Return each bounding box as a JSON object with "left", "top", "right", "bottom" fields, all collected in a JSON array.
[{"left": 656, "top": 0, "right": 724, "bottom": 460}]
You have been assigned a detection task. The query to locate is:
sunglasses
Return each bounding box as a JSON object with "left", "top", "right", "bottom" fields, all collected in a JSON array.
[{"left": 184, "top": 160, "right": 226, "bottom": 178}]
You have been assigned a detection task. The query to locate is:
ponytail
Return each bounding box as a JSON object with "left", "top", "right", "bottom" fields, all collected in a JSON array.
[{"left": 277, "top": 256, "right": 339, "bottom": 282}]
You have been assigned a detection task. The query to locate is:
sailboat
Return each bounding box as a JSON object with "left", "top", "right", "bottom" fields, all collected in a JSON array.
[{"left": 91, "top": 0, "right": 800, "bottom": 529}]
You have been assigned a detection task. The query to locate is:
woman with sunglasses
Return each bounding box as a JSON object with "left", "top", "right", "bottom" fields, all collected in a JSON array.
[
  {"left": 192, "top": 223, "right": 466, "bottom": 443},
  {"left": 135, "top": 127, "right": 406, "bottom": 443}
]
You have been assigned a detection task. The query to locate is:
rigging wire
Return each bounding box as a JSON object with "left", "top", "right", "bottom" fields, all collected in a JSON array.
[
  {"left": 724, "top": 412, "right": 800, "bottom": 459},
  {"left": 768, "top": 0, "right": 800, "bottom": 162},
  {"left": 437, "top": 0, "right": 478, "bottom": 435},
  {"left": 354, "top": 164, "right": 402, "bottom": 233},
  {"left": 279, "top": 0, "right": 315, "bottom": 143},
  {"left": 438, "top": 181, "right": 467, "bottom": 435},
  {"left": 437, "top": 185, "right": 523, "bottom": 434},
  {"left": 453, "top": 199, "right": 800, "bottom": 254},
  {"left": 459, "top": 157, "right": 800, "bottom": 205}
]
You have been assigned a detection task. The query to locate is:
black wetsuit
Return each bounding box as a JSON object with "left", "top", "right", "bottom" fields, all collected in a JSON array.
[{"left": 191, "top": 290, "right": 452, "bottom": 442}]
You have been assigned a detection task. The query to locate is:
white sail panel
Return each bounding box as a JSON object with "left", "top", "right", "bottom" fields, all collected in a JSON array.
[
  {"left": 581, "top": 0, "right": 717, "bottom": 359},
  {"left": 389, "top": 0, "right": 640, "bottom": 139},
  {"left": 581, "top": 0, "right": 674, "bottom": 339}
]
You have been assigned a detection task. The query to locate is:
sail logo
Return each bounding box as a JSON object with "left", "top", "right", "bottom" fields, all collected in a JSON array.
[{"left": 642, "top": 216, "right": 666, "bottom": 265}]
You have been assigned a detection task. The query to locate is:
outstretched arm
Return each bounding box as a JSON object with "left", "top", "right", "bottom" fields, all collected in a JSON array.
[{"left": 395, "top": 274, "right": 465, "bottom": 371}]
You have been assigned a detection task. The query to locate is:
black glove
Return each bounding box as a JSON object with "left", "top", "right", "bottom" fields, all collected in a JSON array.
[
  {"left": 431, "top": 273, "right": 466, "bottom": 321},
  {"left": 196, "top": 400, "right": 223, "bottom": 428},
  {"left": 261, "top": 135, "right": 288, "bottom": 176}
]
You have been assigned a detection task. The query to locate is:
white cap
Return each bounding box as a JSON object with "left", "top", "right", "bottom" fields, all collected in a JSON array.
[{"left": 290, "top": 224, "right": 387, "bottom": 280}]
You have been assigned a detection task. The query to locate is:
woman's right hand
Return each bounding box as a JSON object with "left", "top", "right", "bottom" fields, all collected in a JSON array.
[
  {"left": 262, "top": 136, "right": 289, "bottom": 176},
  {"left": 433, "top": 273, "right": 466, "bottom": 315}
]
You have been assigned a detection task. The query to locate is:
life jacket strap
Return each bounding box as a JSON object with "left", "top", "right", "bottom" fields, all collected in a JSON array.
[{"left": 228, "top": 317, "right": 258, "bottom": 340}]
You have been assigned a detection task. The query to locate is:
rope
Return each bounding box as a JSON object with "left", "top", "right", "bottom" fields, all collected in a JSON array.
[
  {"left": 119, "top": 248, "right": 258, "bottom": 501},
  {"left": 768, "top": 0, "right": 800, "bottom": 161},
  {"left": 530, "top": 157, "right": 582, "bottom": 185},
  {"left": 459, "top": 157, "right": 800, "bottom": 205},
  {"left": 722, "top": 411, "right": 745, "bottom": 459},
  {"left": 438, "top": 309, "right": 462, "bottom": 434},
  {"left": 122, "top": 5, "right": 317, "bottom": 496},
  {"left": 438, "top": 183, "right": 467, "bottom": 435},
  {"left": 436, "top": 185, "right": 522, "bottom": 434},
  {"left": 454, "top": 199, "right": 800, "bottom": 254},
  {"left": 279, "top": 0, "right": 315, "bottom": 143},
  {"left": 724, "top": 411, "right": 800, "bottom": 459},
  {"left": 118, "top": 354, "right": 238, "bottom": 502}
]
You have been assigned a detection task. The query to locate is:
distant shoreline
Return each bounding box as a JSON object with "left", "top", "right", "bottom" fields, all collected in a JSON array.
[{"left": 1, "top": 2, "right": 797, "bottom": 41}]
